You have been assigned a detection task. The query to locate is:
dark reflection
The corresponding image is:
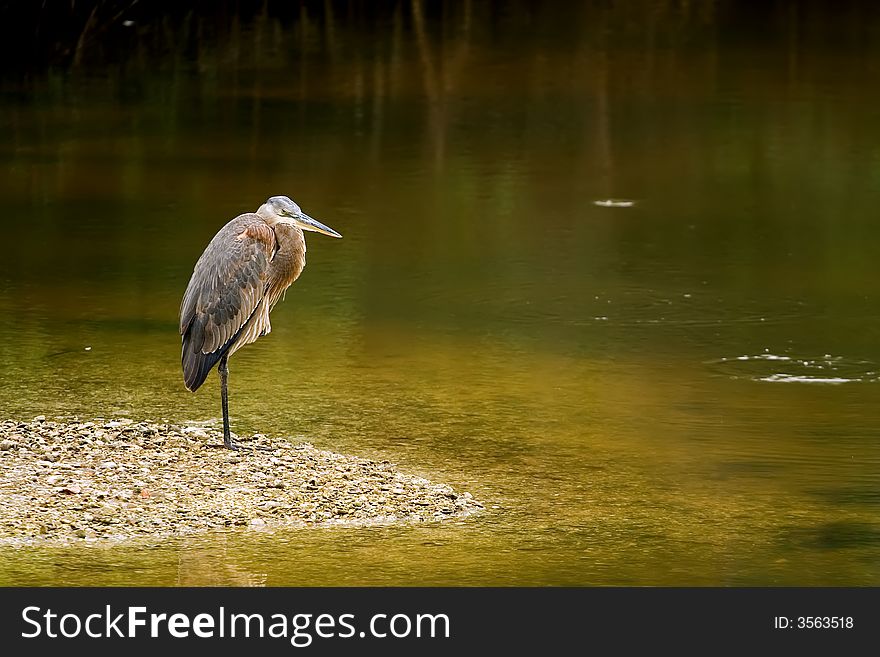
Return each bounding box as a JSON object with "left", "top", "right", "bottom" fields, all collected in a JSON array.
[
  {"left": 3, "top": 0, "right": 880, "bottom": 310},
  {"left": 783, "top": 522, "right": 880, "bottom": 551},
  {"left": 709, "top": 460, "right": 787, "bottom": 480},
  {"left": 809, "top": 487, "right": 880, "bottom": 507}
]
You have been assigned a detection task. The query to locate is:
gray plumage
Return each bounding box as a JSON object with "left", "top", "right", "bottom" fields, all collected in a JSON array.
[{"left": 179, "top": 195, "right": 341, "bottom": 449}]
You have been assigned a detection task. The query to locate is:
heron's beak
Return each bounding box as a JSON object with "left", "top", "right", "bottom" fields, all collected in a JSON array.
[{"left": 293, "top": 212, "right": 342, "bottom": 238}]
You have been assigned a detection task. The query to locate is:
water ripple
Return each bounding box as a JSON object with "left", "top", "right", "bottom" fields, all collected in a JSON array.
[{"left": 706, "top": 352, "right": 879, "bottom": 384}]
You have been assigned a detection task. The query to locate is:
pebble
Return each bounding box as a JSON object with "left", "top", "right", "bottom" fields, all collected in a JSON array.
[{"left": 0, "top": 418, "right": 484, "bottom": 546}]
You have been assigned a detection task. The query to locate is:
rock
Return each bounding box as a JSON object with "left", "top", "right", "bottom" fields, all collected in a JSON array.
[{"left": 0, "top": 418, "right": 485, "bottom": 546}]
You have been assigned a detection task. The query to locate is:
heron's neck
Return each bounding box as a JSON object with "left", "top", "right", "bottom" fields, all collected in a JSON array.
[
  {"left": 255, "top": 204, "right": 279, "bottom": 224},
  {"left": 271, "top": 223, "right": 307, "bottom": 284}
]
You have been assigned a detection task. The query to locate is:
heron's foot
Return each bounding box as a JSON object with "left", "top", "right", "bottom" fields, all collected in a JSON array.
[
  {"left": 223, "top": 430, "right": 242, "bottom": 450},
  {"left": 224, "top": 441, "right": 273, "bottom": 452},
  {"left": 206, "top": 440, "right": 242, "bottom": 451},
  {"left": 206, "top": 438, "right": 272, "bottom": 452}
]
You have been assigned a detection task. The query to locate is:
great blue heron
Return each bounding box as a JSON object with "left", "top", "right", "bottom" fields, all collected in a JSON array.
[{"left": 179, "top": 195, "right": 342, "bottom": 449}]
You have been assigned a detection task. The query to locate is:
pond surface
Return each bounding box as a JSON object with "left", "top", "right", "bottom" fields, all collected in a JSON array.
[{"left": 1, "top": 1, "right": 880, "bottom": 585}]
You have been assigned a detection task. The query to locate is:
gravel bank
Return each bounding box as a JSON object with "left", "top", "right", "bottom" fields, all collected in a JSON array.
[{"left": 0, "top": 418, "right": 483, "bottom": 547}]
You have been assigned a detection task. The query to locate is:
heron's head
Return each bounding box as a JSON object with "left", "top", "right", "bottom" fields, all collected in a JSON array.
[{"left": 257, "top": 195, "right": 342, "bottom": 238}]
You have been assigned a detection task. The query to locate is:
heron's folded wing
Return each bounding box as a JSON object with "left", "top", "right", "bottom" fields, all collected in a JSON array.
[{"left": 180, "top": 214, "right": 277, "bottom": 357}]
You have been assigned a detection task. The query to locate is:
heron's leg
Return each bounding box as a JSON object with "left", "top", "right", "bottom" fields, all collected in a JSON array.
[{"left": 218, "top": 355, "right": 238, "bottom": 450}]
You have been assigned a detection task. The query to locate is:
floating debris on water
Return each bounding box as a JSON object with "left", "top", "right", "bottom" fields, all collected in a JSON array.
[
  {"left": 0, "top": 418, "right": 483, "bottom": 547},
  {"left": 593, "top": 199, "right": 635, "bottom": 208}
]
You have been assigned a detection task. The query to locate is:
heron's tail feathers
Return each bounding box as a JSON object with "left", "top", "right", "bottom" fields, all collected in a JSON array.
[
  {"left": 181, "top": 312, "right": 230, "bottom": 392},
  {"left": 182, "top": 343, "right": 222, "bottom": 392},
  {"left": 181, "top": 311, "right": 257, "bottom": 391}
]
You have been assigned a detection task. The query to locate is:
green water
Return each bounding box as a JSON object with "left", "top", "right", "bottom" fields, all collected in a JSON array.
[{"left": 2, "top": 2, "right": 880, "bottom": 585}]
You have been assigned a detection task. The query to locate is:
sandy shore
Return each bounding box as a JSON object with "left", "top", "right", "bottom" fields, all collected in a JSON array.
[{"left": 0, "top": 417, "right": 482, "bottom": 547}]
